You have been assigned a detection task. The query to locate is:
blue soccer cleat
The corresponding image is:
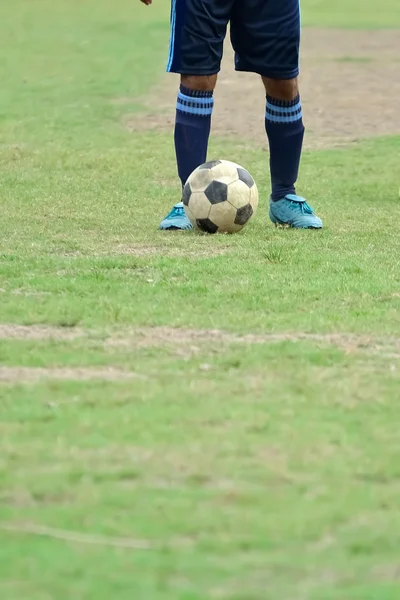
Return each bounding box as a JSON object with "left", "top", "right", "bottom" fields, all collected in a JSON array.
[
  {"left": 158, "top": 202, "right": 193, "bottom": 231},
  {"left": 269, "top": 194, "right": 323, "bottom": 229}
]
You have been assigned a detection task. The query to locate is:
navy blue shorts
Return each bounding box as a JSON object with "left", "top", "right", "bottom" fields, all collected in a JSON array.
[{"left": 167, "top": 0, "right": 300, "bottom": 79}]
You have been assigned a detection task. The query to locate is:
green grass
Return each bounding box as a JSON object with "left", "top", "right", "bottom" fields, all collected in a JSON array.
[
  {"left": 1, "top": 1, "right": 400, "bottom": 598},
  {"left": 302, "top": 0, "right": 400, "bottom": 27},
  {"left": 2, "top": 135, "right": 400, "bottom": 333}
]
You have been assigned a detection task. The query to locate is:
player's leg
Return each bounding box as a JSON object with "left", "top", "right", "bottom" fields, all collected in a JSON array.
[
  {"left": 175, "top": 74, "right": 217, "bottom": 194},
  {"left": 261, "top": 76, "right": 302, "bottom": 201},
  {"left": 231, "top": 0, "right": 322, "bottom": 228},
  {"left": 261, "top": 74, "right": 323, "bottom": 228},
  {"left": 159, "top": 73, "right": 217, "bottom": 230},
  {"left": 262, "top": 69, "right": 322, "bottom": 228},
  {"left": 159, "top": 0, "right": 232, "bottom": 231}
]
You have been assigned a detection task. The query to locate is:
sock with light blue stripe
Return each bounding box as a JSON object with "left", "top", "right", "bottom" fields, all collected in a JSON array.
[
  {"left": 265, "top": 94, "right": 305, "bottom": 201},
  {"left": 175, "top": 85, "right": 214, "bottom": 187}
]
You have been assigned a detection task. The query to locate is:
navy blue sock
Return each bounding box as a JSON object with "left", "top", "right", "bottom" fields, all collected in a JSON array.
[
  {"left": 265, "top": 94, "right": 305, "bottom": 201},
  {"left": 174, "top": 85, "right": 214, "bottom": 188}
]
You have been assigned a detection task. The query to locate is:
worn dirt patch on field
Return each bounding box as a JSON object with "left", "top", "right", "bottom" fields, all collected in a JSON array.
[
  {"left": 0, "top": 366, "right": 137, "bottom": 384},
  {"left": 108, "top": 327, "right": 400, "bottom": 358},
  {"left": 0, "top": 324, "right": 83, "bottom": 341},
  {"left": 1, "top": 324, "right": 399, "bottom": 358},
  {"left": 126, "top": 29, "right": 400, "bottom": 149}
]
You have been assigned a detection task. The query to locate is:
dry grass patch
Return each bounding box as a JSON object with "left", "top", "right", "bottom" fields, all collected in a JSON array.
[
  {"left": 0, "top": 366, "right": 138, "bottom": 384},
  {"left": 107, "top": 327, "right": 400, "bottom": 360},
  {"left": 1, "top": 324, "right": 400, "bottom": 358},
  {"left": 0, "top": 324, "right": 83, "bottom": 341}
]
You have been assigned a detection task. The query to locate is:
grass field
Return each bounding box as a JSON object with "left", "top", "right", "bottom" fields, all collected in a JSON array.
[{"left": 1, "top": 1, "right": 400, "bottom": 599}]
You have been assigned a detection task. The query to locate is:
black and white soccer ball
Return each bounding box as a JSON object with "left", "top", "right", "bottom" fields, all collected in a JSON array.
[{"left": 182, "top": 160, "right": 258, "bottom": 234}]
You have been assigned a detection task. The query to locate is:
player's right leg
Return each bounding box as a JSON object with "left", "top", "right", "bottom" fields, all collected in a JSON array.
[
  {"left": 159, "top": 74, "right": 217, "bottom": 231},
  {"left": 159, "top": 0, "right": 233, "bottom": 231}
]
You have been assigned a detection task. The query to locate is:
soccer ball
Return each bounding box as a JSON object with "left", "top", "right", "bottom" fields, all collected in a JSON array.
[{"left": 182, "top": 160, "right": 259, "bottom": 234}]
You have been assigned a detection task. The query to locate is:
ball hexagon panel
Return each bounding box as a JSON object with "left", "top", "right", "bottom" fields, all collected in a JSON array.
[
  {"left": 227, "top": 179, "right": 252, "bottom": 209},
  {"left": 183, "top": 203, "right": 196, "bottom": 227},
  {"left": 219, "top": 160, "right": 243, "bottom": 171},
  {"left": 197, "top": 218, "right": 219, "bottom": 234},
  {"left": 208, "top": 160, "right": 240, "bottom": 185},
  {"left": 250, "top": 183, "right": 259, "bottom": 211},
  {"left": 235, "top": 203, "right": 253, "bottom": 226},
  {"left": 188, "top": 191, "right": 211, "bottom": 219},
  {"left": 209, "top": 201, "right": 240, "bottom": 233},
  {"left": 204, "top": 181, "right": 228, "bottom": 204},
  {"left": 187, "top": 167, "right": 215, "bottom": 193}
]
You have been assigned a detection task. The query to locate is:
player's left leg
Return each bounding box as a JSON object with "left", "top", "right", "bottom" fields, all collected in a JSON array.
[
  {"left": 231, "top": 0, "right": 322, "bottom": 229},
  {"left": 262, "top": 75, "right": 322, "bottom": 228}
]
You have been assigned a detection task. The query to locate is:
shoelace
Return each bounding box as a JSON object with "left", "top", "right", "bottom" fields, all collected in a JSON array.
[
  {"left": 170, "top": 205, "right": 185, "bottom": 218},
  {"left": 288, "top": 199, "right": 314, "bottom": 215}
]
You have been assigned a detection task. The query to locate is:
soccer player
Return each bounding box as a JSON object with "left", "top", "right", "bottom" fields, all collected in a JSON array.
[{"left": 139, "top": 0, "right": 323, "bottom": 230}]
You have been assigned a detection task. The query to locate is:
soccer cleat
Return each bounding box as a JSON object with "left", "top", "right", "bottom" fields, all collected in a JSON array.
[
  {"left": 269, "top": 194, "right": 323, "bottom": 229},
  {"left": 158, "top": 202, "right": 193, "bottom": 231}
]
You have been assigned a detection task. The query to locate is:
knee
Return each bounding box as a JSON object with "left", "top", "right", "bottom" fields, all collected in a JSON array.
[
  {"left": 181, "top": 74, "right": 217, "bottom": 92},
  {"left": 262, "top": 77, "right": 299, "bottom": 101}
]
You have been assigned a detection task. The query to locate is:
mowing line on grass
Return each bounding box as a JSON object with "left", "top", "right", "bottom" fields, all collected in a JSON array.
[
  {"left": 0, "top": 366, "right": 143, "bottom": 384},
  {"left": 0, "top": 522, "right": 193, "bottom": 550}
]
